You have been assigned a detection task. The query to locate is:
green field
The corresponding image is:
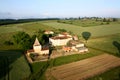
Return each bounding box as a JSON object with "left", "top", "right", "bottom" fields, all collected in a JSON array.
[
  {"left": 87, "top": 66, "right": 120, "bottom": 80},
  {"left": 42, "top": 21, "right": 120, "bottom": 38},
  {"left": 57, "top": 19, "right": 110, "bottom": 27},
  {"left": 86, "top": 34, "right": 120, "bottom": 56},
  {"left": 0, "top": 50, "right": 31, "bottom": 80}
]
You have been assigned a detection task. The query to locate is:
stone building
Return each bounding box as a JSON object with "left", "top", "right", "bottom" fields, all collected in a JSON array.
[
  {"left": 49, "top": 32, "right": 73, "bottom": 46},
  {"left": 27, "top": 38, "right": 49, "bottom": 55}
]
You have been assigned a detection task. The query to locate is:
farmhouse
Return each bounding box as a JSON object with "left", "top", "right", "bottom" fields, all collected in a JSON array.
[
  {"left": 49, "top": 32, "right": 73, "bottom": 46},
  {"left": 27, "top": 38, "right": 49, "bottom": 55},
  {"left": 63, "top": 40, "right": 88, "bottom": 53}
]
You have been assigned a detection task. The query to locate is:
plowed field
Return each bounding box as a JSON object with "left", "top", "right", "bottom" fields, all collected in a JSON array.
[{"left": 51, "top": 54, "right": 120, "bottom": 80}]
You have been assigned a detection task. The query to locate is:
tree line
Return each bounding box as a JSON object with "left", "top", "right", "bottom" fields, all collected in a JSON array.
[{"left": 0, "top": 18, "right": 60, "bottom": 26}]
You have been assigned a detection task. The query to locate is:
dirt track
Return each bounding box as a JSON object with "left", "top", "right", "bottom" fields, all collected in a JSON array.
[{"left": 50, "top": 54, "right": 120, "bottom": 80}]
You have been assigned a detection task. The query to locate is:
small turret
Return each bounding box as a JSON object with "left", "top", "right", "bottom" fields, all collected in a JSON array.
[{"left": 33, "top": 37, "right": 42, "bottom": 53}]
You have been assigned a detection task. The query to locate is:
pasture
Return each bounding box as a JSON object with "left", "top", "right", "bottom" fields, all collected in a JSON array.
[{"left": 49, "top": 54, "right": 120, "bottom": 80}]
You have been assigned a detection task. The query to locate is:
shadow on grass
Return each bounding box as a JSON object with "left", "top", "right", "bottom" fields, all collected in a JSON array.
[
  {"left": 0, "top": 50, "right": 23, "bottom": 80},
  {"left": 113, "top": 41, "right": 120, "bottom": 57},
  {"left": 82, "top": 32, "right": 91, "bottom": 43},
  {"left": 29, "top": 61, "right": 50, "bottom": 80},
  {"left": 48, "top": 46, "right": 55, "bottom": 59}
]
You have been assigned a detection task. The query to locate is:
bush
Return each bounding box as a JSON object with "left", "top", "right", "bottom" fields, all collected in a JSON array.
[{"left": 13, "top": 31, "right": 32, "bottom": 50}]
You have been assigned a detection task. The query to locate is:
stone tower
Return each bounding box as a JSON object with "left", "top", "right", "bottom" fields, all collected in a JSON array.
[{"left": 33, "top": 37, "right": 42, "bottom": 53}]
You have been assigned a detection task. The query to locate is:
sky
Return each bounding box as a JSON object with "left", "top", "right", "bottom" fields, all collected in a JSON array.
[{"left": 0, "top": 0, "right": 120, "bottom": 19}]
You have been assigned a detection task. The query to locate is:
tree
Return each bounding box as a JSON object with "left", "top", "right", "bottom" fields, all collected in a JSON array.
[
  {"left": 103, "top": 18, "right": 106, "bottom": 22},
  {"left": 13, "top": 31, "right": 32, "bottom": 50},
  {"left": 82, "top": 32, "right": 91, "bottom": 43},
  {"left": 113, "top": 18, "right": 118, "bottom": 22},
  {"left": 35, "top": 29, "right": 46, "bottom": 45},
  {"left": 113, "top": 41, "right": 120, "bottom": 56},
  {"left": 78, "top": 17, "right": 81, "bottom": 20},
  {"left": 42, "top": 34, "right": 49, "bottom": 43}
]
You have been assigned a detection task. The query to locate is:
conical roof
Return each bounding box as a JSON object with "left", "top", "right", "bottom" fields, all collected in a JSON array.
[{"left": 33, "top": 37, "right": 40, "bottom": 46}]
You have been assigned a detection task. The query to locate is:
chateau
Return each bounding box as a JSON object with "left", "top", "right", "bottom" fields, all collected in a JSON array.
[
  {"left": 49, "top": 32, "right": 73, "bottom": 46},
  {"left": 27, "top": 31, "right": 88, "bottom": 60}
]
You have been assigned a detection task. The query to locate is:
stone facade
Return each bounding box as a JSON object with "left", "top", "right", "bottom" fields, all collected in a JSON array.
[
  {"left": 63, "top": 40, "right": 88, "bottom": 53},
  {"left": 49, "top": 33, "right": 73, "bottom": 46}
]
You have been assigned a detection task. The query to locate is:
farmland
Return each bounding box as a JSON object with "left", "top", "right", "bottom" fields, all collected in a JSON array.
[
  {"left": 41, "top": 20, "right": 120, "bottom": 80},
  {"left": 42, "top": 21, "right": 120, "bottom": 38},
  {"left": 0, "top": 19, "right": 120, "bottom": 80},
  {"left": 41, "top": 20, "right": 120, "bottom": 56},
  {"left": 86, "top": 33, "right": 120, "bottom": 56},
  {"left": 57, "top": 19, "right": 110, "bottom": 27},
  {"left": 49, "top": 54, "right": 120, "bottom": 80}
]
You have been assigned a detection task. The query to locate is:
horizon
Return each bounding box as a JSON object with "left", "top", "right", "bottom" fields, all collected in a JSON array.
[{"left": 0, "top": 0, "right": 120, "bottom": 19}]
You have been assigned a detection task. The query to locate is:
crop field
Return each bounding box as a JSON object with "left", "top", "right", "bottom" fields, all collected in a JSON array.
[
  {"left": 0, "top": 50, "right": 31, "bottom": 80},
  {"left": 42, "top": 21, "right": 120, "bottom": 38},
  {"left": 50, "top": 54, "right": 120, "bottom": 80}
]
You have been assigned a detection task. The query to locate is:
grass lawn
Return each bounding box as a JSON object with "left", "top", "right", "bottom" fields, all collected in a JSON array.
[{"left": 0, "top": 50, "right": 31, "bottom": 80}]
